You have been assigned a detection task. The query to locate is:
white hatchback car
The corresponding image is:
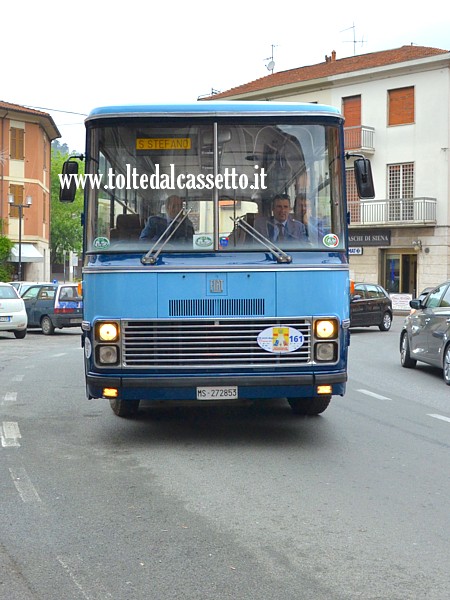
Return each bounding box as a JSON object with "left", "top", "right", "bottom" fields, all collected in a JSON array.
[{"left": 0, "top": 282, "right": 28, "bottom": 338}]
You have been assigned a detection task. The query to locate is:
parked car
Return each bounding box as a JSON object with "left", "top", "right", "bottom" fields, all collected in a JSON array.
[
  {"left": 9, "top": 281, "right": 54, "bottom": 296},
  {"left": 409, "top": 287, "right": 434, "bottom": 314},
  {"left": 400, "top": 280, "right": 450, "bottom": 385},
  {"left": 0, "top": 282, "right": 28, "bottom": 338},
  {"left": 350, "top": 283, "right": 393, "bottom": 331},
  {"left": 22, "top": 283, "right": 83, "bottom": 335}
]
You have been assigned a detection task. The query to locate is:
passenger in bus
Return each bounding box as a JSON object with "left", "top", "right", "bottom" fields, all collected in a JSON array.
[
  {"left": 294, "top": 194, "right": 329, "bottom": 243},
  {"left": 140, "top": 195, "right": 194, "bottom": 242},
  {"left": 254, "top": 193, "right": 307, "bottom": 242}
]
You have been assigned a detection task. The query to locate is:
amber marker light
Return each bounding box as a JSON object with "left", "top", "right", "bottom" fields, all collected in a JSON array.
[
  {"left": 98, "top": 322, "right": 119, "bottom": 342},
  {"left": 103, "top": 388, "right": 118, "bottom": 398},
  {"left": 315, "top": 319, "right": 338, "bottom": 339},
  {"left": 317, "top": 385, "right": 333, "bottom": 395}
]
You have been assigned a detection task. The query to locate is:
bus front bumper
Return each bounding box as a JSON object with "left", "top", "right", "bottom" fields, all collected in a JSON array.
[{"left": 86, "top": 372, "right": 347, "bottom": 401}]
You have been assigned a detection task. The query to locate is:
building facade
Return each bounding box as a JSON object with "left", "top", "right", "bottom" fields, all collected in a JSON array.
[
  {"left": 208, "top": 46, "right": 450, "bottom": 300},
  {"left": 0, "top": 101, "right": 60, "bottom": 281}
]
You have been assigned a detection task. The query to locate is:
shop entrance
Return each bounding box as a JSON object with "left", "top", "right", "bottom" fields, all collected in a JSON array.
[{"left": 383, "top": 252, "right": 417, "bottom": 295}]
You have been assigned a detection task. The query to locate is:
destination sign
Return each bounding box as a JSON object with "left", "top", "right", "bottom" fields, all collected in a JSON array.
[{"left": 136, "top": 138, "right": 192, "bottom": 150}]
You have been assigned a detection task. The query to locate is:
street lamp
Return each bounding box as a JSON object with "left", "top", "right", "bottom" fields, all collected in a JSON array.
[{"left": 8, "top": 194, "right": 32, "bottom": 281}]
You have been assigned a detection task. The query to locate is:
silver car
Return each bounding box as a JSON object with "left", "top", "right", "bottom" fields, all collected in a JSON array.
[
  {"left": 0, "top": 282, "right": 28, "bottom": 339},
  {"left": 400, "top": 281, "right": 450, "bottom": 385}
]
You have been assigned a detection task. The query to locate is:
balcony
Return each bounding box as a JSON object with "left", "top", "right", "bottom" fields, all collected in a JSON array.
[
  {"left": 348, "top": 197, "right": 437, "bottom": 226},
  {"left": 344, "top": 125, "right": 375, "bottom": 153}
]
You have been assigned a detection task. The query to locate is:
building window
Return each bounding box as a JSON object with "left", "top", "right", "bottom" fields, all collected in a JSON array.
[
  {"left": 9, "top": 185, "right": 24, "bottom": 218},
  {"left": 43, "top": 135, "right": 47, "bottom": 170},
  {"left": 346, "top": 168, "right": 360, "bottom": 222},
  {"left": 43, "top": 193, "right": 47, "bottom": 223},
  {"left": 10, "top": 127, "right": 25, "bottom": 160},
  {"left": 388, "top": 163, "right": 414, "bottom": 220},
  {"left": 343, "top": 96, "right": 362, "bottom": 149},
  {"left": 388, "top": 87, "right": 414, "bottom": 126}
]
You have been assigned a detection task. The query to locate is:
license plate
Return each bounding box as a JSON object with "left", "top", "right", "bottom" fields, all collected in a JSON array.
[
  {"left": 0, "top": 316, "right": 11, "bottom": 322},
  {"left": 70, "top": 318, "right": 82, "bottom": 324},
  {"left": 196, "top": 386, "right": 238, "bottom": 400}
]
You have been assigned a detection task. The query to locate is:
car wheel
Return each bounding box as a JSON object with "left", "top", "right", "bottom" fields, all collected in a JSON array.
[
  {"left": 109, "top": 398, "right": 140, "bottom": 418},
  {"left": 443, "top": 345, "right": 450, "bottom": 386},
  {"left": 288, "top": 396, "right": 331, "bottom": 416},
  {"left": 41, "top": 316, "right": 55, "bottom": 335},
  {"left": 400, "top": 332, "right": 416, "bottom": 368},
  {"left": 379, "top": 312, "right": 392, "bottom": 331},
  {"left": 13, "top": 330, "right": 27, "bottom": 339}
]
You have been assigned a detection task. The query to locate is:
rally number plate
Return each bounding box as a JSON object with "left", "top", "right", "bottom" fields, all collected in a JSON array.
[{"left": 196, "top": 386, "right": 238, "bottom": 400}]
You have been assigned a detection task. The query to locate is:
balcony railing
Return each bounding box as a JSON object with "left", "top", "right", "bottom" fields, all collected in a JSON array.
[
  {"left": 348, "top": 197, "right": 437, "bottom": 226},
  {"left": 344, "top": 125, "right": 375, "bottom": 153}
]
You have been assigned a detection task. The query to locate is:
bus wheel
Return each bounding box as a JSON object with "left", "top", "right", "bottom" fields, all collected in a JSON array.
[
  {"left": 288, "top": 397, "right": 331, "bottom": 416},
  {"left": 109, "top": 399, "right": 140, "bottom": 418}
]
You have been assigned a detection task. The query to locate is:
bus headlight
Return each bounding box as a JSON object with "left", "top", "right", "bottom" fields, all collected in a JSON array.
[
  {"left": 315, "top": 319, "right": 338, "bottom": 339},
  {"left": 315, "top": 342, "right": 337, "bottom": 362},
  {"left": 98, "top": 345, "right": 118, "bottom": 364},
  {"left": 97, "top": 322, "right": 119, "bottom": 342}
]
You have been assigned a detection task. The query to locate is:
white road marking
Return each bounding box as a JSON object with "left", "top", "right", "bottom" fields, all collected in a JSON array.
[
  {"left": 427, "top": 413, "right": 450, "bottom": 424},
  {"left": 50, "top": 353, "right": 67, "bottom": 358},
  {"left": 57, "top": 557, "right": 92, "bottom": 600},
  {"left": 357, "top": 389, "right": 392, "bottom": 401},
  {"left": 12, "top": 374, "right": 24, "bottom": 382},
  {"left": 9, "top": 467, "right": 41, "bottom": 503},
  {"left": 57, "top": 555, "right": 113, "bottom": 599},
  {"left": 1, "top": 392, "right": 18, "bottom": 404},
  {"left": 1, "top": 421, "right": 21, "bottom": 447}
]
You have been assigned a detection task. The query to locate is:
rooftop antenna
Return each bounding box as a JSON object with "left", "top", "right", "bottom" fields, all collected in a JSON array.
[
  {"left": 341, "top": 23, "right": 366, "bottom": 55},
  {"left": 265, "top": 44, "right": 277, "bottom": 74}
]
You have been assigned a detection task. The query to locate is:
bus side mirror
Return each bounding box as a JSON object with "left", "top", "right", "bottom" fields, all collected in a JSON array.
[
  {"left": 354, "top": 158, "right": 375, "bottom": 199},
  {"left": 59, "top": 160, "right": 79, "bottom": 203}
]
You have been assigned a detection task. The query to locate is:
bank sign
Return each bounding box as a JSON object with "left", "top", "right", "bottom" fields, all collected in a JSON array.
[{"left": 349, "top": 229, "right": 391, "bottom": 246}]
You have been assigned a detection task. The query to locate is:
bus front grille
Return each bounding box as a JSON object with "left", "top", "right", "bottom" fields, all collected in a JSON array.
[
  {"left": 122, "top": 318, "right": 311, "bottom": 369},
  {"left": 169, "top": 298, "right": 265, "bottom": 317}
]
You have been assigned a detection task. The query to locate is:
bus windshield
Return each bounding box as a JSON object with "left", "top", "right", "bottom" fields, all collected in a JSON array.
[{"left": 85, "top": 119, "right": 344, "bottom": 254}]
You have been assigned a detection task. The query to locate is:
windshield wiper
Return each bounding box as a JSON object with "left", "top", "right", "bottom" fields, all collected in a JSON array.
[
  {"left": 141, "top": 208, "right": 192, "bottom": 265},
  {"left": 231, "top": 216, "right": 292, "bottom": 263}
]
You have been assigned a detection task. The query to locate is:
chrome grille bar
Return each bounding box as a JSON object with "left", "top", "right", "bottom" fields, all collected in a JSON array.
[{"left": 122, "top": 319, "right": 311, "bottom": 369}]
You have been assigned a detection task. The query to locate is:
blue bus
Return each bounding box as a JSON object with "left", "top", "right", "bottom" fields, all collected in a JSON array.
[{"left": 60, "top": 101, "right": 374, "bottom": 417}]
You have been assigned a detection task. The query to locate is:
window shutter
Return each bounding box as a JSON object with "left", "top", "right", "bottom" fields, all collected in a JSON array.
[{"left": 388, "top": 87, "right": 414, "bottom": 126}]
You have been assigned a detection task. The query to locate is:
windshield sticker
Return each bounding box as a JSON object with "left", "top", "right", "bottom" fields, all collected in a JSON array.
[
  {"left": 194, "top": 234, "right": 213, "bottom": 248},
  {"left": 93, "top": 237, "right": 110, "bottom": 249},
  {"left": 257, "top": 327, "right": 304, "bottom": 354},
  {"left": 322, "top": 233, "right": 339, "bottom": 248}
]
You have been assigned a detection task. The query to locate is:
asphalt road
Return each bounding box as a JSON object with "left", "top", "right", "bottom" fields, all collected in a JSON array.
[{"left": 0, "top": 320, "right": 449, "bottom": 599}]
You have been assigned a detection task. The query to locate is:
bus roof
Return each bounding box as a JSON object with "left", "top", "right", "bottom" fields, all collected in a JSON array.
[{"left": 86, "top": 101, "right": 342, "bottom": 122}]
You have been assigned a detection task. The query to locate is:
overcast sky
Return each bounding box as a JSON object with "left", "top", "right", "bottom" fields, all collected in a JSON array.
[{"left": 4, "top": 1, "right": 449, "bottom": 152}]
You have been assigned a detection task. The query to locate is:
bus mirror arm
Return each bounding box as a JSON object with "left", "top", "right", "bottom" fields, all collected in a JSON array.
[
  {"left": 232, "top": 216, "right": 292, "bottom": 264},
  {"left": 141, "top": 208, "right": 192, "bottom": 265}
]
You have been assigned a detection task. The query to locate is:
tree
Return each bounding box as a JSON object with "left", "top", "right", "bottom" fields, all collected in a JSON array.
[
  {"left": 50, "top": 147, "right": 84, "bottom": 266},
  {"left": 0, "top": 222, "right": 14, "bottom": 281}
]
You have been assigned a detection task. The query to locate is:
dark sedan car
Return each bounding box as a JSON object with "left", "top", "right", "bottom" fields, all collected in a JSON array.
[
  {"left": 400, "top": 280, "right": 450, "bottom": 385},
  {"left": 350, "top": 283, "right": 393, "bottom": 331}
]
